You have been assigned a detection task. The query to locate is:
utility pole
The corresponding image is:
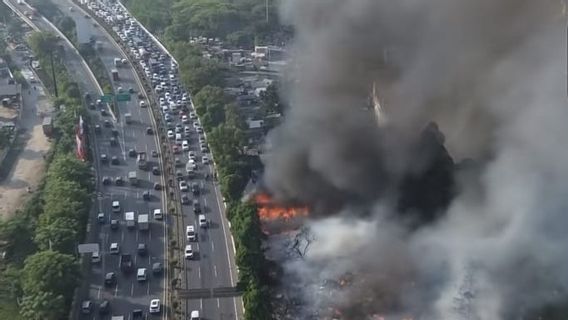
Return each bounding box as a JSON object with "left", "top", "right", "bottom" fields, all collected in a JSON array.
[{"left": 49, "top": 51, "right": 58, "bottom": 97}]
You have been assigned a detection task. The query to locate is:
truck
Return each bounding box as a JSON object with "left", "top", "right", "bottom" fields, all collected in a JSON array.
[
  {"left": 42, "top": 117, "right": 53, "bottom": 137},
  {"left": 113, "top": 57, "right": 121, "bottom": 67},
  {"left": 124, "top": 113, "right": 132, "bottom": 124},
  {"left": 128, "top": 171, "right": 138, "bottom": 186},
  {"left": 138, "top": 214, "right": 149, "bottom": 231},
  {"left": 125, "top": 211, "right": 136, "bottom": 229},
  {"left": 111, "top": 69, "right": 119, "bottom": 81},
  {"left": 137, "top": 152, "right": 147, "bottom": 170},
  {"left": 119, "top": 254, "right": 133, "bottom": 273},
  {"left": 186, "top": 160, "right": 196, "bottom": 175},
  {"left": 111, "top": 317, "right": 124, "bottom": 320}
]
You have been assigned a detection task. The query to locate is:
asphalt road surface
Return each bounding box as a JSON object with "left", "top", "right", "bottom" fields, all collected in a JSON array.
[{"left": 6, "top": 0, "right": 168, "bottom": 318}]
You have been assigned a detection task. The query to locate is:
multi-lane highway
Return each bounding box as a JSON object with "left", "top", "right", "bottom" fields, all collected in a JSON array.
[
  {"left": 5, "top": 0, "right": 168, "bottom": 318},
  {"left": 77, "top": 1, "right": 243, "bottom": 319}
]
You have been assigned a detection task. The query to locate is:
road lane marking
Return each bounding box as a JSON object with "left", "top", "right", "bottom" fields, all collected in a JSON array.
[
  {"left": 97, "top": 287, "right": 101, "bottom": 299},
  {"left": 131, "top": 283, "right": 134, "bottom": 296},
  {"left": 114, "top": 284, "right": 118, "bottom": 297},
  {"left": 147, "top": 281, "right": 150, "bottom": 295},
  {"left": 198, "top": 267, "right": 201, "bottom": 279},
  {"left": 200, "top": 299, "right": 203, "bottom": 310},
  {"left": 214, "top": 265, "right": 217, "bottom": 278},
  {"left": 211, "top": 242, "right": 214, "bottom": 252},
  {"left": 217, "top": 298, "right": 220, "bottom": 309}
]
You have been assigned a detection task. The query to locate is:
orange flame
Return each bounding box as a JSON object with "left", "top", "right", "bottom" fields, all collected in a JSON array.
[{"left": 255, "top": 193, "right": 308, "bottom": 221}]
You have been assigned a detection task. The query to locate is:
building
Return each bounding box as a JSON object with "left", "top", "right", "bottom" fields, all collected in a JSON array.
[{"left": 0, "top": 58, "right": 20, "bottom": 102}]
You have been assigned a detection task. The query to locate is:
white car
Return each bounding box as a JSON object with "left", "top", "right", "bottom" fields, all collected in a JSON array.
[
  {"left": 196, "top": 127, "right": 203, "bottom": 134},
  {"left": 200, "top": 144, "right": 208, "bottom": 153},
  {"left": 149, "top": 299, "right": 161, "bottom": 314},
  {"left": 112, "top": 200, "right": 120, "bottom": 213},
  {"left": 153, "top": 209, "right": 163, "bottom": 220},
  {"left": 198, "top": 215, "right": 208, "bottom": 228},
  {"left": 190, "top": 310, "right": 200, "bottom": 320},
  {"left": 198, "top": 136, "right": 206, "bottom": 144},
  {"left": 109, "top": 243, "right": 119, "bottom": 254},
  {"left": 179, "top": 181, "right": 188, "bottom": 192},
  {"left": 189, "top": 112, "right": 197, "bottom": 119},
  {"left": 182, "top": 115, "right": 189, "bottom": 123},
  {"left": 202, "top": 156, "right": 209, "bottom": 164},
  {"left": 193, "top": 122, "right": 200, "bottom": 128},
  {"left": 167, "top": 130, "right": 174, "bottom": 139},
  {"left": 184, "top": 245, "right": 193, "bottom": 259},
  {"left": 182, "top": 140, "right": 190, "bottom": 151},
  {"left": 91, "top": 251, "right": 101, "bottom": 263}
]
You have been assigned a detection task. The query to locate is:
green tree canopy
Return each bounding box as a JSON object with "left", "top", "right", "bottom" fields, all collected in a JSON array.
[
  {"left": 20, "top": 290, "right": 66, "bottom": 320},
  {"left": 22, "top": 250, "right": 80, "bottom": 298}
]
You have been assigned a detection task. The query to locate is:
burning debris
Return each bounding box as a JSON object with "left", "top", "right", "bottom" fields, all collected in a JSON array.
[{"left": 255, "top": 193, "right": 309, "bottom": 234}]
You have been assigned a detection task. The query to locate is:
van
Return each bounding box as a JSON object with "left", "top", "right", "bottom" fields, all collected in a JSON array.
[
  {"left": 112, "top": 201, "right": 120, "bottom": 213},
  {"left": 198, "top": 215, "right": 207, "bottom": 228},
  {"left": 190, "top": 310, "right": 200, "bottom": 320},
  {"left": 186, "top": 225, "right": 196, "bottom": 241},
  {"left": 175, "top": 133, "right": 183, "bottom": 144},
  {"left": 136, "top": 268, "right": 147, "bottom": 281}
]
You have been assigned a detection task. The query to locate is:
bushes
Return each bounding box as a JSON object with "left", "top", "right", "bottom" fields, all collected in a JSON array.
[{"left": 0, "top": 31, "right": 92, "bottom": 319}]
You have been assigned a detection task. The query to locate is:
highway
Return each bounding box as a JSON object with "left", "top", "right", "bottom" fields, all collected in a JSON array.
[
  {"left": 78, "top": 1, "right": 243, "bottom": 319},
  {"left": 5, "top": 0, "right": 168, "bottom": 318}
]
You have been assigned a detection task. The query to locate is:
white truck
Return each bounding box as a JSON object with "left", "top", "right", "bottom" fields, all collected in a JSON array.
[
  {"left": 128, "top": 171, "right": 137, "bottom": 185},
  {"left": 113, "top": 57, "right": 121, "bottom": 67},
  {"left": 125, "top": 211, "right": 136, "bottom": 229},
  {"left": 138, "top": 214, "right": 149, "bottom": 231}
]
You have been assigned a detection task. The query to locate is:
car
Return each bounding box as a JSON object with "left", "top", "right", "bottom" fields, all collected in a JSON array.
[
  {"left": 200, "top": 144, "right": 208, "bottom": 153},
  {"left": 153, "top": 182, "right": 162, "bottom": 190},
  {"left": 181, "top": 194, "right": 190, "bottom": 205},
  {"left": 100, "top": 154, "right": 108, "bottom": 163},
  {"left": 202, "top": 156, "right": 209, "bottom": 164},
  {"left": 110, "top": 219, "right": 119, "bottom": 230},
  {"left": 110, "top": 243, "right": 119, "bottom": 254},
  {"left": 152, "top": 262, "right": 163, "bottom": 274},
  {"left": 112, "top": 128, "right": 119, "bottom": 137},
  {"left": 143, "top": 190, "right": 151, "bottom": 201},
  {"left": 81, "top": 300, "right": 92, "bottom": 314},
  {"left": 176, "top": 170, "right": 184, "bottom": 181},
  {"left": 132, "top": 309, "right": 144, "bottom": 319},
  {"left": 186, "top": 225, "right": 196, "bottom": 241},
  {"left": 128, "top": 148, "right": 137, "bottom": 157},
  {"left": 97, "top": 212, "right": 105, "bottom": 224},
  {"left": 191, "top": 183, "right": 199, "bottom": 195},
  {"left": 175, "top": 157, "right": 182, "bottom": 166},
  {"left": 102, "top": 176, "right": 111, "bottom": 185},
  {"left": 196, "top": 127, "right": 203, "bottom": 134},
  {"left": 182, "top": 115, "right": 189, "bottom": 123},
  {"left": 149, "top": 299, "right": 161, "bottom": 314},
  {"left": 84, "top": 14, "right": 90, "bottom": 19},
  {"left": 167, "top": 130, "right": 174, "bottom": 139},
  {"left": 94, "top": 124, "right": 101, "bottom": 133},
  {"left": 189, "top": 112, "right": 197, "bottom": 119},
  {"left": 184, "top": 245, "right": 193, "bottom": 259},
  {"left": 146, "top": 127, "right": 153, "bottom": 134},
  {"left": 198, "top": 136, "right": 206, "bottom": 144},
  {"left": 111, "top": 156, "right": 119, "bottom": 165},
  {"left": 179, "top": 181, "right": 188, "bottom": 192},
  {"left": 115, "top": 176, "right": 124, "bottom": 185},
  {"left": 140, "top": 100, "right": 147, "bottom": 108},
  {"left": 193, "top": 200, "right": 201, "bottom": 214},
  {"left": 99, "top": 300, "right": 110, "bottom": 315},
  {"left": 104, "top": 272, "right": 116, "bottom": 286},
  {"left": 110, "top": 137, "right": 118, "bottom": 146},
  {"left": 151, "top": 150, "right": 159, "bottom": 157},
  {"left": 91, "top": 251, "right": 101, "bottom": 263},
  {"left": 184, "top": 126, "right": 191, "bottom": 134},
  {"left": 182, "top": 140, "right": 190, "bottom": 151},
  {"left": 199, "top": 214, "right": 208, "bottom": 228},
  {"left": 104, "top": 119, "right": 111, "bottom": 127},
  {"left": 112, "top": 200, "right": 120, "bottom": 213},
  {"left": 117, "top": 86, "right": 124, "bottom": 93},
  {"left": 190, "top": 310, "right": 200, "bottom": 320},
  {"left": 189, "top": 151, "right": 197, "bottom": 160},
  {"left": 193, "top": 122, "right": 200, "bottom": 128},
  {"left": 152, "top": 166, "right": 160, "bottom": 175},
  {"left": 69, "top": 6, "right": 74, "bottom": 12},
  {"left": 101, "top": 108, "right": 108, "bottom": 116},
  {"left": 137, "top": 243, "right": 147, "bottom": 256},
  {"left": 172, "top": 145, "right": 181, "bottom": 154},
  {"left": 89, "top": 102, "right": 96, "bottom": 110},
  {"left": 129, "top": 87, "right": 135, "bottom": 93}
]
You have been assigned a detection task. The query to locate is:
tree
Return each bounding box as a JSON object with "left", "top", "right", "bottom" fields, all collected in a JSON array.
[
  {"left": 35, "top": 217, "right": 79, "bottom": 252},
  {"left": 220, "top": 173, "right": 247, "bottom": 201},
  {"left": 242, "top": 278, "right": 272, "bottom": 320},
  {"left": 180, "top": 57, "right": 225, "bottom": 94},
  {"left": 57, "top": 16, "right": 76, "bottom": 41},
  {"left": 22, "top": 250, "right": 80, "bottom": 299},
  {"left": 27, "top": 32, "right": 59, "bottom": 59},
  {"left": 208, "top": 124, "right": 246, "bottom": 160},
  {"left": 260, "top": 83, "right": 283, "bottom": 114},
  {"left": 47, "top": 154, "right": 91, "bottom": 187},
  {"left": 193, "top": 85, "right": 226, "bottom": 116},
  {"left": 20, "top": 290, "right": 66, "bottom": 320}
]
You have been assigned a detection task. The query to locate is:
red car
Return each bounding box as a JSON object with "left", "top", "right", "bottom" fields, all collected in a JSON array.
[{"left": 172, "top": 145, "right": 181, "bottom": 154}]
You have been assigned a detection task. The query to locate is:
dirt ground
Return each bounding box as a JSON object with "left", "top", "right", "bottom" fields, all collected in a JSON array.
[{"left": 0, "top": 86, "right": 53, "bottom": 219}]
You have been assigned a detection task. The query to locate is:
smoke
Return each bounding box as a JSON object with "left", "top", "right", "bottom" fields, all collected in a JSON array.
[{"left": 262, "top": 0, "right": 568, "bottom": 318}]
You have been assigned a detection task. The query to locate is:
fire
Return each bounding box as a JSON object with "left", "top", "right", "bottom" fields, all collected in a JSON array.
[{"left": 255, "top": 193, "right": 308, "bottom": 221}]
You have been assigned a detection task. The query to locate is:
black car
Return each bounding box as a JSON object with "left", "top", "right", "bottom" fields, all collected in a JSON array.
[
  {"left": 128, "top": 87, "right": 135, "bottom": 93},
  {"left": 137, "top": 243, "right": 147, "bottom": 256},
  {"left": 176, "top": 171, "right": 184, "bottom": 181},
  {"left": 100, "top": 154, "right": 108, "bottom": 163},
  {"left": 151, "top": 150, "right": 158, "bottom": 157},
  {"left": 101, "top": 108, "right": 108, "bottom": 116},
  {"left": 153, "top": 183, "right": 162, "bottom": 190},
  {"left": 142, "top": 190, "right": 151, "bottom": 201},
  {"left": 111, "top": 156, "right": 119, "bottom": 165},
  {"left": 94, "top": 124, "right": 101, "bottom": 133},
  {"left": 84, "top": 92, "right": 91, "bottom": 101},
  {"left": 111, "top": 128, "right": 119, "bottom": 137},
  {"left": 128, "top": 148, "right": 137, "bottom": 157},
  {"left": 104, "top": 272, "right": 116, "bottom": 286},
  {"left": 192, "top": 200, "right": 201, "bottom": 213},
  {"left": 146, "top": 127, "right": 153, "bottom": 135},
  {"left": 99, "top": 300, "right": 110, "bottom": 315},
  {"left": 152, "top": 166, "right": 160, "bottom": 175},
  {"left": 110, "top": 219, "right": 119, "bottom": 230},
  {"left": 152, "top": 262, "right": 163, "bottom": 274},
  {"left": 104, "top": 119, "right": 111, "bottom": 127},
  {"left": 110, "top": 137, "right": 118, "bottom": 146},
  {"left": 88, "top": 102, "right": 95, "bottom": 110},
  {"left": 132, "top": 309, "right": 144, "bottom": 319},
  {"left": 181, "top": 194, "right": 190, "bottom": 205},
  {"left": 102, "top": 176, "right": 111, "bottom": 185},
  {"left": 115, "top": 176, "right": 124, "bottom": 186},
  {"left": 191, "top": 183, "right": 199, "bottom": 195}
]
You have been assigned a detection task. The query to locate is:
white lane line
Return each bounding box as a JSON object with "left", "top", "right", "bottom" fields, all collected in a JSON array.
[
  {"left": 114, "top": 284, "right": 118, "bottom": 297},
  {"left": 200, "top": 299, "right": 203, "bottom": 310},
  {"left": 149, "top": 225, "right": 152, "bottom": 241},
  {"left": 120, "top": 119, "right": 127, "bottom": 160},
  {"left": 97, "top": 287, "right": 101, "bottom": 299},
  {"left": 211, "top": 242, "right": 214, "bottom": 252},
  {"left": 134, "top": 254, "right": 138, "bottom": 266},
  {"left": 147, "top": 281, "right": 150, "bottom": 295},
  {"left": 217, "top": 298, "right": 220, "bottom": 309},
  {"left": 198, "top": 267, "right": 201, "bottom": 279},
  {"left": 214, "top": 265, "right": 217, "bottom": 278},
  {"left": 130, "top": 283, "right": 134, "bottom": 296}
]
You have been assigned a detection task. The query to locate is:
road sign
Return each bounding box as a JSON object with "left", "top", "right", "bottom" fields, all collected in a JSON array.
[
  {"left": 116, "top": 94, "right": 131, "bottom": 102},
  {"left": 100, "top": 95, "right": 113, "bottom": 103}
]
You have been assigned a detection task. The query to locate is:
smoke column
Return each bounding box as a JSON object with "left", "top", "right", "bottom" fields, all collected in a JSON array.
[{"left": 263, "top": 0, "right": 568, "bottom": 318}]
